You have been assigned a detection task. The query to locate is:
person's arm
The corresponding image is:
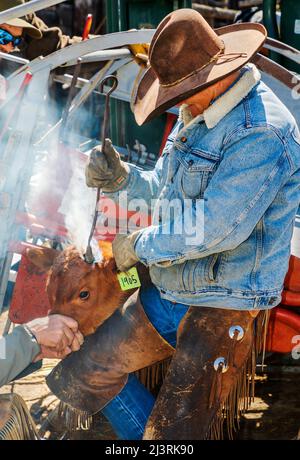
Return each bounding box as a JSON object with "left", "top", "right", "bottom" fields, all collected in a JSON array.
[
  {"left": 0, "top": 315, "right": 84, "bottom": 387},
  {"left": 105, "top": 156, "right": 165, "bottom": 209},
  {"left": 105, "top": 124, "right": 181, "bottom": 207},
  {"left": 22, "top": 13, "right": 82, "bottom": 60},
  {"left": 86, "top": 138, "right": 166, "bottom": 209},
  {"left": 0, "top": 325, "right": 40, "bottom": 387},
  {"left": 86, "top": 117, "right": 182, "bottom": 208},
  {"left": 133, "top": 127, "right": 293, "bottom": 267}
]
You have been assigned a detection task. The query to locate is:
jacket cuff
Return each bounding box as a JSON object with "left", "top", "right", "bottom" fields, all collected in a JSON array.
[
  {"left": 0, "top": 326, "right": 41, "bottom": 386},
  {"left": 18, "top": 325, "right": 41, "bottom": 361},
  {"left": 13, "top": 324, "right": 41, "bottom": 364},
  {"left": 101, "top": 163, "right": 143, "bottom": 200}
]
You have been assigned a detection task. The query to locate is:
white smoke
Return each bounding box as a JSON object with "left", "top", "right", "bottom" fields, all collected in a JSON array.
[
  {"left": 1, "top": 51, "right": 120, "bottom": 267},
  {"left": 27, "top": 134, "right": 102, "bottom": 258},
  {"left": 59, "top": 150, "right": 98, "bottom": 255}
]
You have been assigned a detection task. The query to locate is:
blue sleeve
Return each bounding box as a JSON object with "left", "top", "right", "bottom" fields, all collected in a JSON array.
[
  {"left": 134, "top": 127, "right": 291, "bottom": 266},
  {"left": 103, "top": 155, "right": 165, "bottom": 210},
  {"left": 103, "top": 119, "right": 182, "bottom": 208}
]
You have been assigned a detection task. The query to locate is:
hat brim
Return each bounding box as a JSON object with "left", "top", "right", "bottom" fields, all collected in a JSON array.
[
  {"left": 5, "top": 18, "right": 42, "bottom": 39},
  {"left": 133, "top": 22, "right": 267, "bottom": 126}
]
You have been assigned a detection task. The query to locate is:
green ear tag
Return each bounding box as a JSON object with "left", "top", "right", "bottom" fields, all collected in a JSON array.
[{"left": 117, "top": 267, "right": 141, "bottom": 291}]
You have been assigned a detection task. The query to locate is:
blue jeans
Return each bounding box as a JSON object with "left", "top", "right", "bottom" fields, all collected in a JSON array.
[{"left": 101, "top": 285, "right": 189, "bottom": 440}]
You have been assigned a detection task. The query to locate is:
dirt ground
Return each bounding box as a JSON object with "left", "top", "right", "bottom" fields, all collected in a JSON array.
[
  {"left": 238, "top": 359, "right": 300, "bottom": 440},
  {"left": 1, "top": 308, "right": 300, "bottom": 441}
]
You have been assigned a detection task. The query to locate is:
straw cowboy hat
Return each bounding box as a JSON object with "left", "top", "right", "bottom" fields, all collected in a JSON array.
[
  {"left": 0, "top": 0, "right": 42, "bottom": 38},
  {"left": 133, "top": 8, "right": 267, "bottom": 125}
]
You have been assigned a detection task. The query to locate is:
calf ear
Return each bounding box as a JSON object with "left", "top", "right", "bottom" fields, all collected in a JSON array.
[
  {"left": 26, "top": 247, "right": 58, "bottom": 272},
  {"left": 103, "top": 257, "right": 117, "bottom": 273}
]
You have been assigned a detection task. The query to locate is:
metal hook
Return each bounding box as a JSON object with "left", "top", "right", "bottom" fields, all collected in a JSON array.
[
  {"left": 99, "top": 74, "right": 119, "bottom": 148},
  {"left": 84, "top": 75, "right": 119, "bottom": 265},
  {"left": 99, "top": 75, "right": 119, "bottom": 96}
]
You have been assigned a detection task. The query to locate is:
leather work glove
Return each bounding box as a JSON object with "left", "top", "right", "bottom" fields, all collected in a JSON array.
[
  {"left": 128, "top": 43, "right": 149, "bottom": 68},
  {"left": 85, "top": 138, "right": 129, "bottom": 192},
  {"left": 112, "top": 232, "right": 141, "bottom": 272}
]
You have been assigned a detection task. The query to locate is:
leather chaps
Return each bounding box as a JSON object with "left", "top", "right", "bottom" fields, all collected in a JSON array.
[
  {"left": 47, "top": 289, "right": 267, "bottom": 439},
  {"left": 144, "top": 306, "right": 265, "bottom": 440},
  {"left": 46, "top": 290, "right": 174, "bottom": 415}
]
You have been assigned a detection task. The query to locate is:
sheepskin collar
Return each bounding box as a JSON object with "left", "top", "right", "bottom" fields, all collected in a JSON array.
[{"left": 178, "top": 64, "right": 261, "bottom": 131}]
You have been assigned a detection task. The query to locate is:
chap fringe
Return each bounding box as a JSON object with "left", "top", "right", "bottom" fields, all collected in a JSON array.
[
  {"left": 206, "top": 310, "right": 270, "bottom": 440},
  {"left": 0, "top": 393, "right": 39, "bottom": 440}
]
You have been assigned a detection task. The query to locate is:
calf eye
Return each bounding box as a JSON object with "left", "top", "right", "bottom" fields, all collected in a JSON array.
[{"left": 79, "top": 290, "right": 90, "bottom": 300}]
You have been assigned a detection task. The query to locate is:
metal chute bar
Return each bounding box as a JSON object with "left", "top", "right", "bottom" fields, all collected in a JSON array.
[
  {"left": 4, "top": 30, "right": 155, "bottom": 106},
  {"left": 9, "top": 29, "right": 155, "bottom": 80},
  {"left": 263, "top": 38, "right": 300, "bottom": 65},
  {"left": 253, "top": 53, "right": 300, "bottom": 89},
  {"left": 34, "top": 58, "right": 131, "bottom": 147},
  {"left": 0, "top": 0, "right": 67, "bottom": 24}
]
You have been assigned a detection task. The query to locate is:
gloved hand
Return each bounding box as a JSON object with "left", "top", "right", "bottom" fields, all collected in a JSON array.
[
  {"left": 128, "top": 43, "right": 149, "bottom": 68},
  {"left": 85, "top": 138, "right": 129, "bottom": 192},
  {"left": 112, "top": 231, "right": 141, "bottom": 272}
]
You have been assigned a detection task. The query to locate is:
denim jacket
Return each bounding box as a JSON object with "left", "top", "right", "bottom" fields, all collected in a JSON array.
[{"left": 107, "top": 64, "right": 300, "bottom": 310}]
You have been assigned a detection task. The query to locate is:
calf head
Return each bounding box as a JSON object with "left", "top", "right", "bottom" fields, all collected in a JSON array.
[{"left": 27, "top": 242, "right": 129, "bottom": 336}]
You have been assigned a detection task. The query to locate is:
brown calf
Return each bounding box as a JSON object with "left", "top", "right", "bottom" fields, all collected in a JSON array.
[{"left": 27, "top": 241, "right": 142, "bottom": 336}]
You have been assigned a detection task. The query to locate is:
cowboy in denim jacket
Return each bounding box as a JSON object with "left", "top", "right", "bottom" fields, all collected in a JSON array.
[{"left": 84, "top": 9, "right": 300, "bottom": 439}]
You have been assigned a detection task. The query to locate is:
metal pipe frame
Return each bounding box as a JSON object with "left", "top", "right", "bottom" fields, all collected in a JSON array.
[
  {"left": 62, "top": 49, "right": 132, "bottom": 66},
  {"left": 4, "top": 30, "right": 155, "bottom": 104},
  {"left": 0, "top": 52, "right": 29, "bottom": 65},
  {"left": 0, "top": 0, "right": 67, "bottom": 24},
  {"left": 34, "top": 58, "right": 130, "bottom": 146},
  {"left": 0, "top": 66, "right": 51, "bottom": 313},
  {"left": 3, "top": 30, "right": 298, "bottom": 116},
  {"left": 253, "top": 52, "right": 300, "bottom": 89},
  {"left": 264, "top": 38, "right": 300, "bottom": 65}
]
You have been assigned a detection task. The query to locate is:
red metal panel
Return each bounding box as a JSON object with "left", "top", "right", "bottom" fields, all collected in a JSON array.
[
  {"left": 284, "top": 254, "right": 300, "bottom": 292},
  {"left": 266, "top": 307, "right": 300, "bottom": 353},
  {"left": 9, "top": 255, "right": 51, "bottom": 324},
  {"left": 281, "top": 289, "right": 300, "bottom": 307},
  {"left": 265, "top": 254, "right": 300, "bottom": 353}
]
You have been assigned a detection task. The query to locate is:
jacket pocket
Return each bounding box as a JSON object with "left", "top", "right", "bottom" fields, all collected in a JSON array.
[
  {"left": 178, "top": 151, "right": 218, "bottom": 199},
  {"left": 206, "top": 253, "right": 222, "bottom": 283},
  {"left": 182, "top": 254, "right": 224, "bottom": 291}
]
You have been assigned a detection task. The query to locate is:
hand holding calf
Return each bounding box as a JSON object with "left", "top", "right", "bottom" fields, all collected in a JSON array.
[{"left": 26, "top": 314, "right": 84, "bottom": 361}]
